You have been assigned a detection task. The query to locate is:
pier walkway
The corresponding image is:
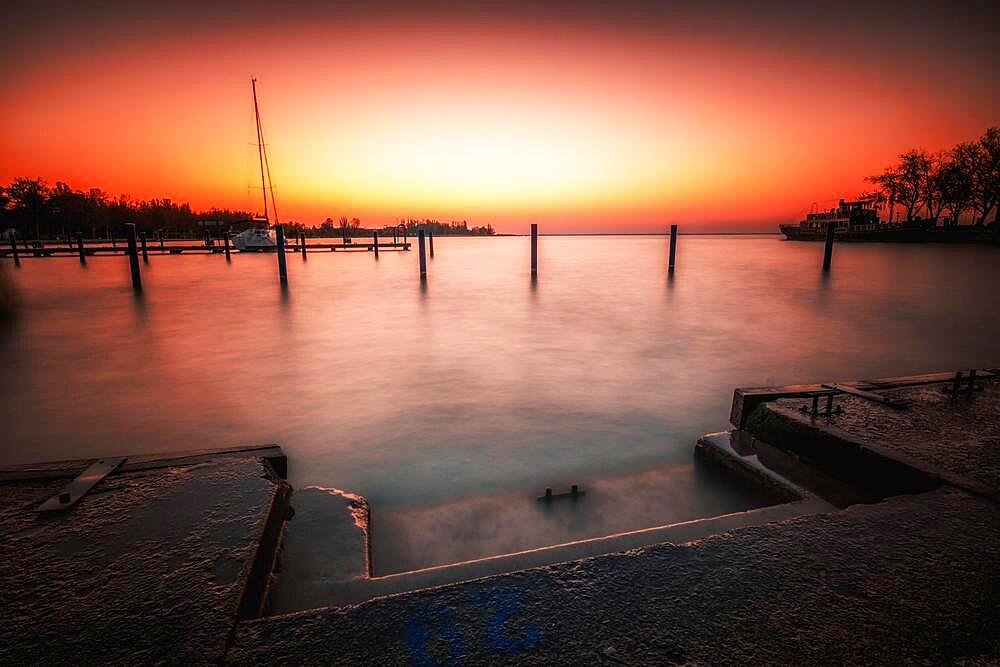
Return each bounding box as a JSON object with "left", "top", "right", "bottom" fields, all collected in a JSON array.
[{"left": 0, "top": 240, "right": 410, "bottom": 257}]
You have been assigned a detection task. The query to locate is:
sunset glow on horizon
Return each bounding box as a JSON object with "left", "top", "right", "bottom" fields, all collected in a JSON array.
[{"left": 2, "top": 2, "right": 997, "bottom": 232}]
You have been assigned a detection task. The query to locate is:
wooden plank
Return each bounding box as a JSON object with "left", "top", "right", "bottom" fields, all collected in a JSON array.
[
  {"left": 731, "top": 369, "right": 997, "bottom": 427},
  {"left": 36, "top": 457, "right": 126, "bottom": 512},
  {"left": 822, "top": 383, "right": 909, "bottom": 409},
  {"left": 1, "top": 444, "right": 285, "bottom": 483}
]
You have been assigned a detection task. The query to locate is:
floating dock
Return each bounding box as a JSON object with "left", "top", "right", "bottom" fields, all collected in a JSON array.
[
  {"left": 2, "top": 369, "right": 999, "bottom": 664},
  {"left": 0, "top": 240, "right": 410, "bottom": 257}
]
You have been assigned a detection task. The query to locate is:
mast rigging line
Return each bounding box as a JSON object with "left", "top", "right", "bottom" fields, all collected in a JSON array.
[{"left": 250, "top": 77, "right": 279, "bottom": 225}]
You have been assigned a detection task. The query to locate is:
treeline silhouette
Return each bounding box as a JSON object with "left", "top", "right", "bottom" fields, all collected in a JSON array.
[
  {"left": 0, "top": 178, "right": 496, "bottom": 239},
  {"left": 863, "top": 127, "right": 999, "bottom": 225},
  {"left": 0, "top": 179, "right": 253, "bottom": 239},
  {"left": 294, "top": 217, "right": 495, "bottom": 239}
]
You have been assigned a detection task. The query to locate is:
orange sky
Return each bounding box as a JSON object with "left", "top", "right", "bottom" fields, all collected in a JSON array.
[{"left": 1, "top": 2, "right": 997, "bottom": 232}]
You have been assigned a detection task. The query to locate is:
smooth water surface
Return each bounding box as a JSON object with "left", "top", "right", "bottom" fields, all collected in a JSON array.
[{"left": 2, "top": 236, "right": 998, "bottom": 569}]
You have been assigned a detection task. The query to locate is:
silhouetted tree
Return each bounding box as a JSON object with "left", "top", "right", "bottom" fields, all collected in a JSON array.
[
  {"left": 865, "top": 127, "right": 999, "bottom": 226},
  {"left": 970, "top": 127, "right": 1000, "bottom": 225}
]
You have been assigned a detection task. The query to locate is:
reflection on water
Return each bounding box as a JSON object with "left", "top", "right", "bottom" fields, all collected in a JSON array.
[{"left": 1, "top": 236, "right": 998, "bottom": 563}]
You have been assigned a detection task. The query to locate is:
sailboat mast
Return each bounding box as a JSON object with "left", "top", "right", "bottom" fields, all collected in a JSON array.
[{"left": 251, "top": 78, "right": 268, "bottom": 222}]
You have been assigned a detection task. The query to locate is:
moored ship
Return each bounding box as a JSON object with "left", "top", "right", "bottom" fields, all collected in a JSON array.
[{"left": 780, "top": 198, "right": 998, "bottom": 243}]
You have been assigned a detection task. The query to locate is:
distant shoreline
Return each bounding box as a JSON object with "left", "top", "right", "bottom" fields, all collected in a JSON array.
[{"left": 500, "top": 231, "right": 780, "bottom": 237}]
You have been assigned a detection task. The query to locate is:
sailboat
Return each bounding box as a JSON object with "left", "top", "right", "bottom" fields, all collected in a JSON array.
[{"left": 232, "top": 78, "right": 279, "bottom": 251}]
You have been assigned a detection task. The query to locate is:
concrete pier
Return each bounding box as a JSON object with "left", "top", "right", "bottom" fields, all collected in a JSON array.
[
  {"left": 2, "top": 368, "right": 998, "bottom": 664},
  {"left": 0, "top": 446, "right": 290, "bottom": 664}
]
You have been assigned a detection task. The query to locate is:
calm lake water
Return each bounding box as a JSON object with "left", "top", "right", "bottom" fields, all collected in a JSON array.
[{"left": 2, "top": 235, "right": 998, "bottom": 571}]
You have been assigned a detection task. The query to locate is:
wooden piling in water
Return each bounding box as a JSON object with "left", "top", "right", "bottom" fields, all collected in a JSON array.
[
  {"left": 530, "top": 223, "right": 538, "bottom": 276},
  {"left": 300, "top": 232, "right": 307, "bottom": 257},
  {"left": 668, "top": 224, "right": 677, "bottom": 273},
  {"left": 125, "top": 223, "right": 142, "bottom": 291},
  {"left": 275, "top": 225, "right": 288, "bottom": 285},
  {"left": 224, "top": 233, "right": 231, "bottom": 260},
  {"left": 823, "top": 221, "right": 835, "bottom": 271},
  {"left": 76, "top": 232, "right": 85, "bottom": 264},
  {"left": 418, "top": 230, "right": 427, "bottom": 278},
  {"left": 429, "top": 231, "right": 434, "bottom": 257},
  {"left": 140, "top": 231, "right": 149, "bottom": 263},
  {"left": 158, "top": 230, "right": 165, "bottom": 249},
  {"left": 373, "top": 231, "right": 379, "bottom": 258},
  {"left": 9, "top": 234, "right": 19, "bottom": 267}
]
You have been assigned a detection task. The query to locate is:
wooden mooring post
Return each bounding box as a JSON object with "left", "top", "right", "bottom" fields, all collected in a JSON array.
[
  {"left": 76, "top": 232, "right": 85, "bottom": 264},
  {"left": 224, "top": 232, "right": 231, "bottom": 261},
  {"left": 373, "top": 231, "right": 379, "bottom": 258},
  {"left": 9, "top": 233, "right": 19, "bottom": 267},
  {"left": 125, "top": 223, "right": 142, "bottom": 291},
  {"left": 300, "top": 232, "right": 307, "bottom": 257},
  {"left": 275, "top": 225, "right": 288, "bottom": 285},
  {"left": 823, "top": 221, "right": 835, "bottom": 271},
  {"left": 429, "top": 231, "right": 434, "bottom": 257},
  {"left": 158, "top": 230, "right": 165, "bottom": 249},
  {"left": 530, "top": 223, "right": 538, "bottom": 276},
  {"left": 668, "top": 224, "right": 677, "bottom": 273},
  {"left": 140, "top": 231, "right": 149, "bottom": 263},
  {"left": 418, "top": 229, "right": 427, "bottom": 279},
  {"left": 274, "top": 225, "right": 288, "bottom": 285}
]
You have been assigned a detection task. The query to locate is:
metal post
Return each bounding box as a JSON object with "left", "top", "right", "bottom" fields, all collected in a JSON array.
[
  {"left": 300, "top": 232, "right": 307, "bottom": 257},
  {"left": 76, "top": 232, "right": 85, "bottom": 264},
  {"left": 125, "top": 223, "right": 142, "bottom": 291},
  {"left": 668, "top": 224, "right": 677, "bottom": 273},
  {"left": 224, "top": 233, "right": 231, "bottom": 260},
  {"left": 140, "top": 231, "right": 149, "bottom": 263},
  {"left": 823, "top": 221, "right": 835, "bottom": 271},
  {"left": 429, "top": 231, "right": 434, "bottom": 257},
  {"left": 275, "top": 225, "right": 288, "bottom": 285},
  {"left": 418, "top": 229, "right": 427, "bottom": 279},
  {"left": 9, "top": 233, "right": 19, "bottom": 267},
  {"left": 373, "top": 231, "right": 379, "bottom": 258},
  {"left": 530, "top": 223, "right": 538, "bottom": 276}
]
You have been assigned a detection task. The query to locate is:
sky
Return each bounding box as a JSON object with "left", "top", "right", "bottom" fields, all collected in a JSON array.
[{"left": 1, "top": 1, "right": 998, "bottom": 232}]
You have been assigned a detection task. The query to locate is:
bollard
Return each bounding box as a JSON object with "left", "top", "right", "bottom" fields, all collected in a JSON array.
[
  {"left": 530, "top": 223, "right": 538, "bottom": 276},
  {"left": 429, "top": 231, "right": 434, "bottom": 258},
  {"left": 668, "top": 224, "right": 677, "bottom": 273},
  {"left": 823, "top": 221, "right": 835, "bottom": 271},
  {"left": 275, "top": 225, "right": 288, "bottom": 285},
  {"left": 224, "top": 233, "right": 231, "bottom": 260},
  {"left": 9, "top": 233, "right": 19, "bottom": 267},
  {"left": 140, "top": 231, "right": 149, "bottom": 262},
  {"left": 76, "top": 232, "right": 85, "bottom": 264},
  {"left": 300, "top": 232, "right": 307, "bottom": 257},
  {"left": 373, "top": 231, "right": 379, "bottom": 258},
  {"left": 125, "top": 223, "right": 142, "bottom": 291},
  {"left": 418, "top": 229, "right": 427, "bottom": 279}
]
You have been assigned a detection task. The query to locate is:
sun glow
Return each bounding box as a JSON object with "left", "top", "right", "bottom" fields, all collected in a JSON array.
[{"left": 1, "top": 6, "right": 997, "bottom": 231}]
